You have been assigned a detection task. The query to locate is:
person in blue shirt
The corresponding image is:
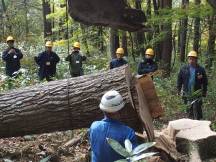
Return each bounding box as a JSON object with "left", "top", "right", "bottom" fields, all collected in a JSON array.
[
  {"left": 2, "top": 36, "right": 23, "bottom": 77},
  {"left": 89, "top": 90, "right": 137, "bottom": 162},
  {"left": 137, "top": 48, "right": 158, "bottom": 75},
  {"left": 110, "top": 48, "right": 127, "bottom": 69},
  {"left": 34, "top": 41, "right": 60, "bottom": 81},
  {"left": 177, "top": 51, "right": 208, "bottom": 119}
]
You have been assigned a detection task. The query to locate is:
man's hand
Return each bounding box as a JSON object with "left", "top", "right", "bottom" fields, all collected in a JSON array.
[{"left": 9, "top": 49, "right": 15, "bottom": 54}]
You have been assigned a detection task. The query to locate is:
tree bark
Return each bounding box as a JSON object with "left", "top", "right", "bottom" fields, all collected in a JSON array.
[
  {"left": 179, "top": 0, "right": 189, "bottom": 62},
  {"left": 134, "top": 0, "right": 145, "bottom": 57},
  {"left": 42, "top": 0, "right": 52, "bottom": 38},
  {"left": 152, "top": 0, "right": 162, "bottom": 61},
  {"left": 160, "top": 0, "right": 172, "bottom": 76},
  {"left": 24, "top": 0, "right": 29, "bottom": 40},
  {"left": 98, "top": 26, "right": 105, "bottom": 54},
  {"left": 1, "top": 0, "right": 12, "bottom": 34},
  {"left": 110, "top": 28, "right": 119, "bottom": 59},
  {"left": 193, "top": 0, "right": 201, "bottom": 52},
  {"left": 0, "top": 66, "right": 142, "bottom": 138},
  {"left": 206, "top": 15, "right": 216, "bottom": 69},
  {"left": 80, "top": 24, "right": 90, "bottom": 55},
  {"left": 121, "top": 31, "right": 128, "bottom": 56},
  {"left": 68, "top": 0, "right": 146, "bottom": 31}
]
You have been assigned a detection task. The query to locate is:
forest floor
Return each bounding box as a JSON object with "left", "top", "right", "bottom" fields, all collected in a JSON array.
[
  {"left": 0, "top": 108, "right": 216, "bottom": 162},
  {"left": 0, "top": 130, "right": 89, "bottom": 162}
]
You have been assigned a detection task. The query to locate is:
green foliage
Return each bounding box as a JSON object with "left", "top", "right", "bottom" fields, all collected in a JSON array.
[
  {"left": 107, "top": 138, "right": 157, "bottom": 162},
  {"left": 0, "top": 0, "right": 43, "bottom": 42},
  {"left": 0, "top": 42, "right": 109, "bottom": 92}
]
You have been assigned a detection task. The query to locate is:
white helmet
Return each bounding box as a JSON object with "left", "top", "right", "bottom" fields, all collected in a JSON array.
[{"left": 99, "top": 90, "right": 125, "bottom": 113}]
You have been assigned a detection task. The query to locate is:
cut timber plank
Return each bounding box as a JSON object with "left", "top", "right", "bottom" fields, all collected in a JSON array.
[
  {"left": 135, "top": 79, "right": 154, "bottom": 141},
  {"left": 137, "top": 75, "right": 164, "bottom": 118}
]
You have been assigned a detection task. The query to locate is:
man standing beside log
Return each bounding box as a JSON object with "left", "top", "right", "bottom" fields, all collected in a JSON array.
[
  {"left": 177, "top": 51, "right": 208, "bottom": 120},
  {"left": 137, "top": 48, "right": 158, "bottom": 75},
  {"left": 66, "top": 42, "right": 86, "bottom": 77},
  {"left": 34, "top": 41, "right": 60, "bottom": 81},
  {"left": 2, "top": 36, "right": 23, "bottom": 77},
  {"left": 89, "top": 90, "right": 137, "bottom": 162},
  {"left": 110, "top": 47, "right": 128, "bottom": 69}
]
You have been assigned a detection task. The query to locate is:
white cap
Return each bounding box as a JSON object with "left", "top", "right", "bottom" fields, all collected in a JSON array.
[{"left": 99, "top": 90, "right": 125, "bottom": 113}]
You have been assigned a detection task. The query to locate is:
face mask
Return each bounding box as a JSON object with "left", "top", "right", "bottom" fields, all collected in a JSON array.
[{"left": 145, "top": 55, "right": 153, "bottom": 59}]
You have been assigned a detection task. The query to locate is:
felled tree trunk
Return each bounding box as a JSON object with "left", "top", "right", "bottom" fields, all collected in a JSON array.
[
  {"left": 0, "top": 66, "right": 139, "bottom": 138},
  {"left": 0, "top": 66, "right": 163, "bottom": 139}
]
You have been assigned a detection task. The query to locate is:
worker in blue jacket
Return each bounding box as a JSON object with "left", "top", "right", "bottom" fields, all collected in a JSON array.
[
  {"left": 177, "top": 51, "right": 208, "bottom": 119},
  {"left": 137, "top": 48, "right": 158, "bottom": 75},
  {"left": 89, "top": 90, "right": 137, "bottom": 162},
  {"left": 110, "top": 48, "right": 127, "bottom": 69},
  {"left": 34, "top": 41, "right": 60, "bottom": 81},
  {"left": 2, "top": 36, "right": 23, "bottom": 77}
]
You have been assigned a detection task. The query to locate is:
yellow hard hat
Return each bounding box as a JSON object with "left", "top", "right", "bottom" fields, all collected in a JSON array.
[
  {"left": 116, "top": 48, "right": 124, "bottom": 55},
  {"left": 188, "top": 51, "right": 198, "bottom": 58},
  {"left": 145, "top": 48, "right": 154, "bottom": 56},
  {"left": 45, "top": 41, "right": 53, "bottom": 47},
  {"left": 73, "top": 42, "right": 80, "bottom": 49},
  {"left": 6, "top": 36, "right": 15, "bottom": 42}
]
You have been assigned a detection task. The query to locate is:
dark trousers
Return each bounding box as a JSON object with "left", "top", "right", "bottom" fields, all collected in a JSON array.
[{"left": 183, "top": 97, "right": 203, "bottom": 120}]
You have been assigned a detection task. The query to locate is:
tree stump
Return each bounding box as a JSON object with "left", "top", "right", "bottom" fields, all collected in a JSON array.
[{"left": 168, "top": 119, "right": 216, "bottom": 161}]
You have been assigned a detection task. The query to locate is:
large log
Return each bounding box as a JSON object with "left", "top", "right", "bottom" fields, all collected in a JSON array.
[
  {"left": 68, "top": 0, "right": 147, "bottom": 31},
  {"left": 0, "top": 66, "right": 163, "bottom": 139},
  {"left": 0, "top": 66, "right": 141, "bottom": 138}
]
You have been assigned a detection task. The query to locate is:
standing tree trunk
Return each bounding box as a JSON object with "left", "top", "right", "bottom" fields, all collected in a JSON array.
[
  {"left": 152, "top": 0, "right": 162, "bottom": 61},
  {"left": 98, "top": 26, "right": 105, "bottom": 54},
  {"left": 206, "top": 14, "right": 216, "bottom": 69},
  {"left": 193, "top": 0, "right": 201, "bottom": 52},
  {"left": 179, "top": 0, "right": 189, "bottom": 62},
  {"left": 110, "top": 28, "right": 119, "bottom": 59},
  {"left": 42, "top": 0, "right": 52, "bottom": 38},
  {"left": 1, "top": 0, "right": 12, "bottom": 34},
  {"left": 160, "top": 0, "right": 172, "bottom": 76},
  {"left": 146, "top": 0, "right": 152, "bottom": 42},
  {"left": 121, "top": 31, "right": 128, "bottom": 56},
  {"left": 24, "top": 0, "right": 29, "bottom": 40},
  {"left": 80, "top": 24, "right": 90, "bottom": 55},
  {"left": 134, "top": 0, "right": 145, "bottom": 57}
]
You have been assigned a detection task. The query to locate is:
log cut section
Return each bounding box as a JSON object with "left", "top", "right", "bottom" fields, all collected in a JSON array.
[{"left": 68, "top": 0, "right": 146, "bottom": 31}]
